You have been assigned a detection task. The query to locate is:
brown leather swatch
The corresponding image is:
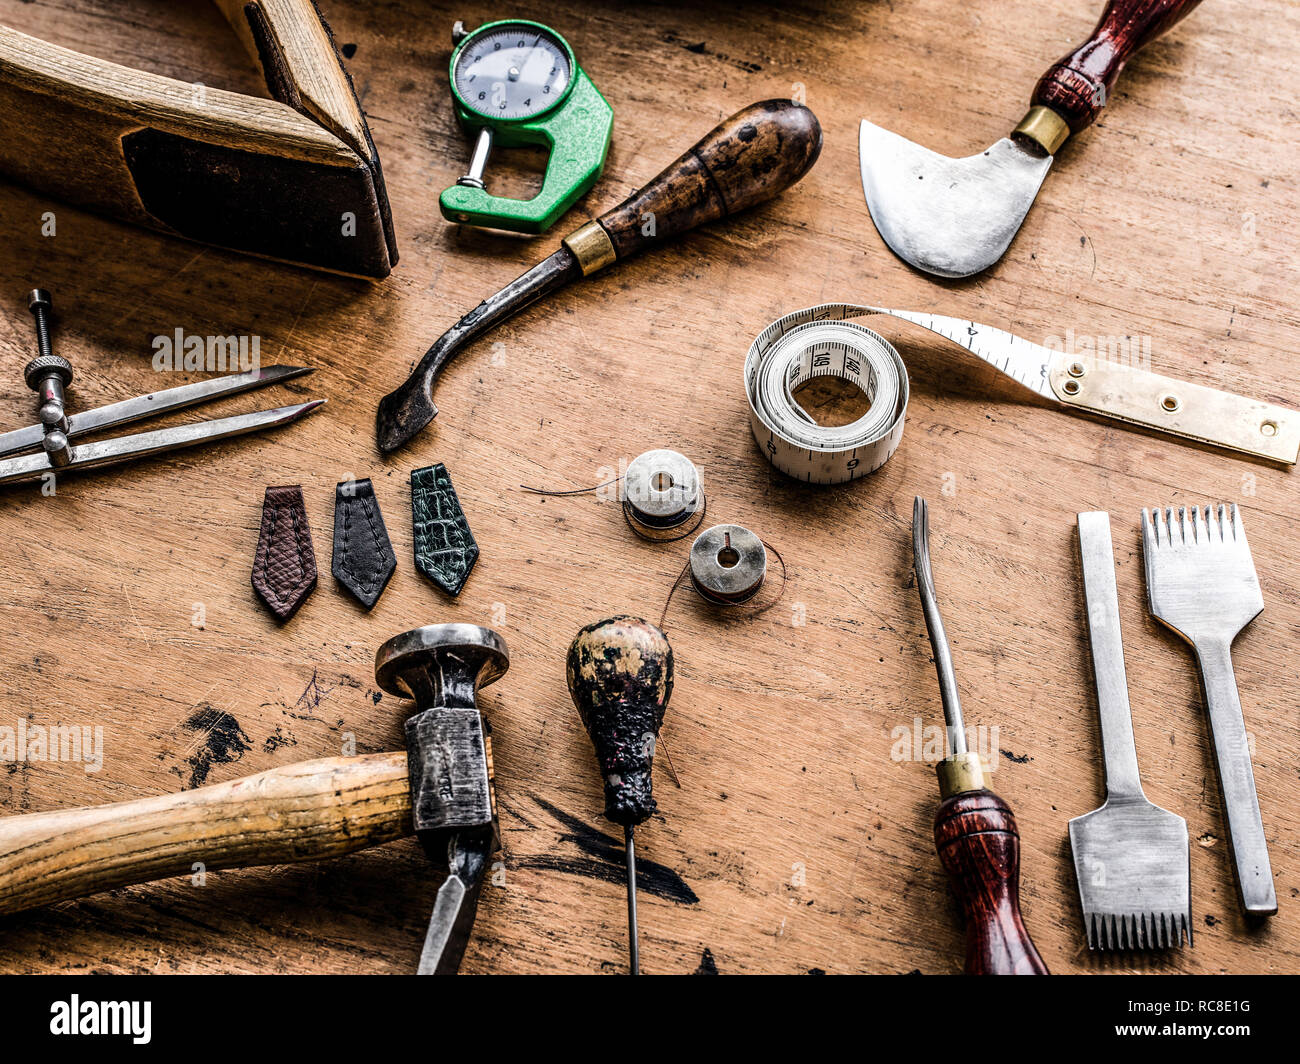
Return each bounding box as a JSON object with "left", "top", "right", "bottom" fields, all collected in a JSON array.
[{"left": 252, "top": 484, "right": 317, "bottom": 622}]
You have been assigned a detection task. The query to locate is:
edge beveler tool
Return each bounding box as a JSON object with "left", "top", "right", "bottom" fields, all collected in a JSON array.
[
  {"left": 859, "top": 0, "right": 1203, "bottom": 277},
  {"left": 377, "top": 99, "right": 822, "bottom": 452}
]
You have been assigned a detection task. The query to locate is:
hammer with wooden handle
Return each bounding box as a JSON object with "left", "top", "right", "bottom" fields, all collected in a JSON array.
[{"left": 0, "top": 623, "right": 509, "bottom": 976}]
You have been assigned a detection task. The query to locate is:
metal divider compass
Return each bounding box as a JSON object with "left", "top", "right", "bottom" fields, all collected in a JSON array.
[{"left": 0, "top": 290, "right": 323, "bottom": 488}]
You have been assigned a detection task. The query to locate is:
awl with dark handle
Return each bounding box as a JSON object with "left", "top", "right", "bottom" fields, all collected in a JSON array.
[
  {"left": 913, "top": 498, "right": 1047, "bottom": 974},
  {"left": 566, "top": 616, "right": 674, "bottom": 975},
  {"left": 377, "top": 99, "right": 822, "bottom": 452},
  {"left": 859, "top": 0, "right": 1203, "bottom": 277}
]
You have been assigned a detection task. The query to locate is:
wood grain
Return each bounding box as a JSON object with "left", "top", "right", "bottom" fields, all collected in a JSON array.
[
  {"left": 0, "top": 753, "right": 411, "bottom": 915},
  {"left": 0, "top": 0, "right": 395, "bottom": 276},
  {"left": 0, "top": 0, "right": 1295, "bottom": 975},
  {"left": 597, "top": 98, "right": 822, "bottom": 259}
]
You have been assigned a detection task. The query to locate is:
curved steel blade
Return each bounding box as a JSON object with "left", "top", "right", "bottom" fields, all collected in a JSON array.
[{"left": 859, "top": 122, "right": 1053, "bottom": 278}]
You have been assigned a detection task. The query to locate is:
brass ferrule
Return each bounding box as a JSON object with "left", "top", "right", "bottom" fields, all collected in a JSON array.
[
  {"left": 937, "top": 751, "right": 988, "bottom": 799},
  {"left": 1012, "top": 106, "right": 1070, "bottom": 156},
  {"left": 562, "top": 220, "right": 617, "bottom": 276}
]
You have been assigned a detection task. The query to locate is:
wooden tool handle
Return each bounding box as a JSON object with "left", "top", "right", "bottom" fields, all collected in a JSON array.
[
  {"left": 1032, "top": 0, "right": 1203, "bottom": 135},
  {"left": 0, "top": 753, "right": 411, "bottom": 915},
  {"left": 596, "top": 99, "right": 822, "bottom": 260},
  {"left": 933, "top": 790, "right": 1048, "bottom": 975}
]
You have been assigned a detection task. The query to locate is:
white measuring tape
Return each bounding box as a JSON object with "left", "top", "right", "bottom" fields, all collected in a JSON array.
[
  {"left": 745, "top": 304, "right": 909, "bottom": 484},
  {"left": 747, "top": 302, "right": 1300, "bottom": 472}
]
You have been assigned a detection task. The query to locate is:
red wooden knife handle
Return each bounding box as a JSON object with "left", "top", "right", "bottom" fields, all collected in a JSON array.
[
  {"left": 1032, "top": 0, "right": 1203, "bottom": 135},
  {"left": 934, "top": 790, "right": 1049, "bottom": 975}
]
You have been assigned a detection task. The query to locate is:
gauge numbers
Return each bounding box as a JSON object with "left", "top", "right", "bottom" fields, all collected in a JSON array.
[{"left": 453, "top": 25, "right": 572, "bottom": 120}]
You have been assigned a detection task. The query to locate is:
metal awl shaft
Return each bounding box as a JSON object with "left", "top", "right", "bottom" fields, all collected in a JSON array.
[
  {"left": 625, "top": 825, "right": 639, "bottom": 976},
  {"left": 912, "top": 497, "right": 966, "bottom": 755}
]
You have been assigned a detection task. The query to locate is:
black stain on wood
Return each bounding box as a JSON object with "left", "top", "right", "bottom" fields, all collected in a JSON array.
[
  {"left": 263, "top": 726, "right": 297, "bottom": 754},
  {"left": 662, "top": 31, "right": 762, "bottom": 73},
  {"left": 694, "top": 948, "right": 718, "bottom": 974},
  {"left": 180, "top": 705, "right": 250, "bottom": 788},
  {"left": 522, "top": 796, "right": 698, "bottom": 905},
  {"left": 1000, "top": 749, "right": 1032, "bottom": 764}
]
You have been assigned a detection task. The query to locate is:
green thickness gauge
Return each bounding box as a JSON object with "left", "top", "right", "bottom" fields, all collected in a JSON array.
[{"left": 440, "top": 19, "right": 613, "bottom": 234}]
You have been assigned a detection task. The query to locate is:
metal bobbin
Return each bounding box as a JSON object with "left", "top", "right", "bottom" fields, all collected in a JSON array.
[
  {"left": 689, "top": 524, "right": 766, "bottom": 604},
  {"left": 623, "top": 449, "right": 704, "bottom": 541}
]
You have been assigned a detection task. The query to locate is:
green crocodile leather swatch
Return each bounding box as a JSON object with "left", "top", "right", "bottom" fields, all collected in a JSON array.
[{"left": 411, "top": 463, "right": 479, "bottom": 596}]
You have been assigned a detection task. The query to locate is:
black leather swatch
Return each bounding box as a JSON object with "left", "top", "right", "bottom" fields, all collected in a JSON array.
[{"left": 331, "top": 478, "right": 396, "bottom": 609}]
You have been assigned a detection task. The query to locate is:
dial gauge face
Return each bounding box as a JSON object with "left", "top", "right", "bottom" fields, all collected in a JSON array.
[{"left": 453, "top": 24, "right": 572, "bottom": 121}]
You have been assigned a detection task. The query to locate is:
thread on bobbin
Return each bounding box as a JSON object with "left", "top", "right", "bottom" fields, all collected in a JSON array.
[
  {"left": 658, "top": 524, "right": 788, "bottom": 628},
  {"left": 519, "top": 449, "right": 706, "bottom": 543},
  {"left": 622, "top": 449, "right": 705, "bottom": 541}
]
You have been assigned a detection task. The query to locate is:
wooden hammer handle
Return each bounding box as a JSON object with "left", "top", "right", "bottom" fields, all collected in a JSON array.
[{"left": 0, "top": 753, "right": 412, "bottom": 915}]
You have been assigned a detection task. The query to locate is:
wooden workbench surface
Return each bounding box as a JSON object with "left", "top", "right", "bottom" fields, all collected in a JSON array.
[{"left": 0, "top": 0, "right": 1294, "bottom": 975}]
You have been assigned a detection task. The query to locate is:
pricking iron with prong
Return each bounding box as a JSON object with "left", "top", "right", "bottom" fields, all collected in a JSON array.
[
  {"left": 1142, "top": 504, "right": 1275, "bottom": 917},
  {"left": 1070, "top": 511, "right": 1191, "bottom": 951},
  {"left": 0, "top": 290, "right": 323, "bottom": 487}
]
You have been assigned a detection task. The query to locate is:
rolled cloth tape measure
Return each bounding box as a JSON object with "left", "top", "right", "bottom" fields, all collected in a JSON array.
[{"left": 745, "top": 304, "right": 909, "bottom": 483}]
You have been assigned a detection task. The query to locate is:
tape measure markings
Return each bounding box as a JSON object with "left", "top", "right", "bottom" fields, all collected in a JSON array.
[
  {"left": 746, "top": 303, "right": 1300, "bottom": 473},
  {"left": 745, "top": 304, "right": 910, "bottom": 484}
]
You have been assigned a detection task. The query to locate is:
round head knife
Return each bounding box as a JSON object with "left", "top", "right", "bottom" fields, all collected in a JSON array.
[{"left": 440, "top": 20, "right": 613, "bottom": 234}]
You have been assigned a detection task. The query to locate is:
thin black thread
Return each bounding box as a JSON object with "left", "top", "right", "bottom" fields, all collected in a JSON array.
[
  {"left": 519, "top": 475, "right": 624, "bottom": 496},
  {"left": 621, "top": 493, "right": 707, "bottom": 543}
]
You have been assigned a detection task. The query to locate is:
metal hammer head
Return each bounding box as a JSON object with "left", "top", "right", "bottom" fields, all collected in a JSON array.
[
  {"left": 858, "top": 122, "right": 1053, "bottom": 278},
  {"left": 375, "top": 624, "right": 509, "bottom": 849},
  {"left": 375, "top": 623, "right": 508, "bottom": 707}
]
